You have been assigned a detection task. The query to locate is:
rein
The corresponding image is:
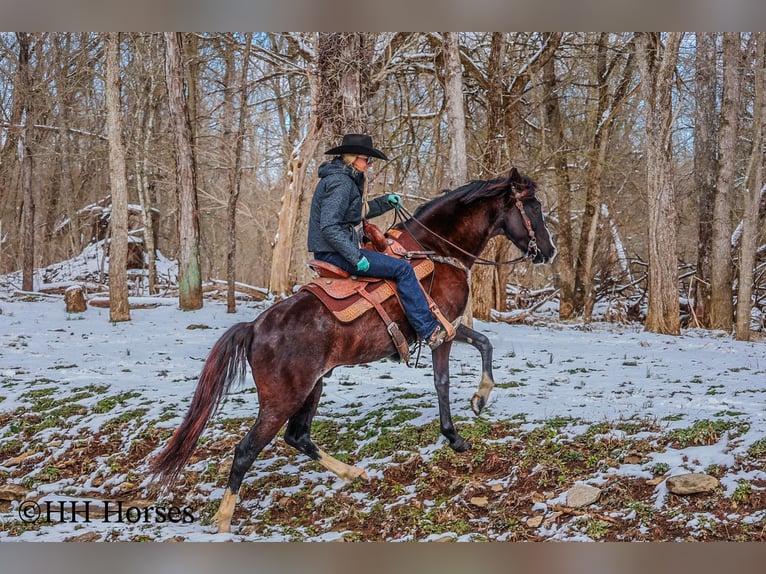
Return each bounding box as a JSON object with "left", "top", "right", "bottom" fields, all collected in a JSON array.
[{"left": 393, "top": 188, "right": 539, "bottom": 267}]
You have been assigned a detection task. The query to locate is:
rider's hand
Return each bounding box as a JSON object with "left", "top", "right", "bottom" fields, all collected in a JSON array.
[
  {"left": 356, "top": 256, "right": 370, "bottom": 272},
  {"left": 386, "top": 194, "right": 402, "bottom": 207}
]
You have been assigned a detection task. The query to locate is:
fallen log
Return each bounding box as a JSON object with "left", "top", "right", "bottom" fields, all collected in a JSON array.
[{"left": 88, "top": 296, "right": 177, "bottom": 309}]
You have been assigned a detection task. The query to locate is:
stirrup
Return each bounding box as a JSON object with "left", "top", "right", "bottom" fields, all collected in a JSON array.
[{"left": 427, "top": 325, "right": 448, "bottom": 350}]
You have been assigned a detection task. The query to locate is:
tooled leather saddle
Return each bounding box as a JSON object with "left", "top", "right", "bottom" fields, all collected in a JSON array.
[{"left": 300, "top": 224, "right": 456, "bottom": 364}]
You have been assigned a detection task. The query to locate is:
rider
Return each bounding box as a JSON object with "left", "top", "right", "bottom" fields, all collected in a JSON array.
[{"left": 307, "top": 133, "right": 447, "bottom": 350}]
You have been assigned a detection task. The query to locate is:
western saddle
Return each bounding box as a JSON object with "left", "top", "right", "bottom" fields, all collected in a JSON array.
[{"left": 300, "top": 226, "right": 456, "bottom": 364}]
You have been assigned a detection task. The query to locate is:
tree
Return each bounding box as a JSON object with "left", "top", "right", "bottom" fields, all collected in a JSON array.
[
  {"left": 105, "top": 32, "right": 130, "bottom": 322},
  {"left": 693, "top": 33, "right": 718, "bottom": 328},
  {"left": 269, "top": 33, "right": 376, "bottom": 296},
  {"left": 736, "top": 33, "right": 765, "bottom": 341},
  {"left": 268, "top": 34, "right": 321, "bottom": 297},
  {"left": 17, "top": 33, "right": 35, "bottom": 292},
  {"left": 164, "top": 32, "right": 203, "bottom": 310},
  {"left": 572, "top": 34, "right": 636, "bottom": 321},
  {"left": 710, "top": 33, "right": 742, "bottom": 332},
  {"left": 442, "top": 32, "right": 467, "bottom": 189},
  {"left": 636, "top": 32, "right": 683, "bottom": 335},
  {"left": 469, "top": 32, "right": 511, "bottom": 322},
  {"left": 542, "top": 39, "right": 575, "bottom": 320},
  {"left": 223, "top": 34, "right": 251, "bottom": 313},
  {"left": 131, "top": 33, "right": 163, "bottom": 295},
  {"left": 469, "top": 33, "right": 561, "bottom": 321}
]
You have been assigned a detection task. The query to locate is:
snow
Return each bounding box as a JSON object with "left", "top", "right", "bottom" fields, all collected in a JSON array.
[{"left": 1, "top": 275, "right": 765, "bottom": 541}]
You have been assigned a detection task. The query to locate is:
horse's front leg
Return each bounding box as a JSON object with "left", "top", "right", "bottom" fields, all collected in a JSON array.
[
  {"left": 432, "top": 342, "right": 469, "bottom": 452},
  {"left": 453, "top": 324, "right": 495, "bottom": 416}
]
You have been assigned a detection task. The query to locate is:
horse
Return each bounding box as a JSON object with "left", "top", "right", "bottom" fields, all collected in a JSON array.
[{"left": 151, "top": 167, "right": 556, "bottom": 533}]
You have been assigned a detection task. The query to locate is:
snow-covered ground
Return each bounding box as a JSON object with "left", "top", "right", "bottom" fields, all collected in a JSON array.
[{"left": 2, "top": 282, "right": 765, "bottom": 541}]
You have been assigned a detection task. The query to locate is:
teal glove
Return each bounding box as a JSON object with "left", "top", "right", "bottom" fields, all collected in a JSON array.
[
  {"left": 387, "top": 193, "right": 402, "bottom": 207},
  {"left": 356, "top": 256, "right": 370, "bottom": 272}
]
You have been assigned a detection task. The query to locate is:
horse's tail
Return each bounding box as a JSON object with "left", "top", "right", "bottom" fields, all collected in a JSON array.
[{"left": 151, "top": 321, "right": 254, "bottom": 487}]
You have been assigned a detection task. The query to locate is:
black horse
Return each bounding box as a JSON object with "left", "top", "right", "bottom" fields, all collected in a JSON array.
[{"left": 152, "top": 167, "right": 556, "bottom": 532}]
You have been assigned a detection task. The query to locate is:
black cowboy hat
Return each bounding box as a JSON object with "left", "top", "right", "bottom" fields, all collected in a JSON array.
[{"left": 324, "top": 133, "right": 389, "bottom": 161}]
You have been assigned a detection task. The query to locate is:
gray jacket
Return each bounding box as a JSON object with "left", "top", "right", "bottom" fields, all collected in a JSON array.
[{"left": 307, "top": 157, "right": 393, "bottom": 266}]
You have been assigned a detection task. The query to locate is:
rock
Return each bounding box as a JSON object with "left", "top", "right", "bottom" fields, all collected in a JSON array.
[
  {"left": 119, "top": 481, "right": 137, "bottom": 493},
  {"left": 566, "top": 484, "right": 602, "bottom": 508},
  {"left": 490, "top": 483, "right": 504, "bottom": 492},
  {"left": 0, "top": 484, "right": 32, "bottom": 501},
  {"left": 470, "top": 496, "right": 489, "bottom": 508},
  {"left": 64, "top": 532, "right": 101, "bottom": 542},
  {"left": 666, "top": 473, "right": 719, "bottom": 495},
  {"left": 6, "top": 450, "right": 36, "bottom": 466},
  {"left": 526, "top": 515, "right": 544, "bottom": 528},
  {"left": 65, "top": 285, "right": 87, "bottom": 313}
]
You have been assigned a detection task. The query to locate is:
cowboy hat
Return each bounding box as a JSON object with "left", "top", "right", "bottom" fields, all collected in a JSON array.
[{"left": 324, "top": 133, "right": 389, "bottom": 160}]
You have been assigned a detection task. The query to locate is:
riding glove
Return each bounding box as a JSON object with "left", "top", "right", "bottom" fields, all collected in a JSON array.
[
  {"left": 356, "top": 256, "right": 370, "bottom": 272},
  {"left": 387, "top": 194, "right": 403, "bottom": 207}
]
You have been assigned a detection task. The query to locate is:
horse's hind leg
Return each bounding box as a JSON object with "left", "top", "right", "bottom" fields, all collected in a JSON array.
[
  {"left": 284, "top": 377, "right": 368, "bottom": 482},
  {"left": 454, "top": 324, "right": 495, "bottom": 415},
  {"left": 213, "top": 410, "right": 287, "bottom": 534}
]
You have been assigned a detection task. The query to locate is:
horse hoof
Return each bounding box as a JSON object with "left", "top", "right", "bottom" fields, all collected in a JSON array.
[
  {"left": 450, "top": 438, "right": 470, "bottom": 452},
  {"left": 471, "top": 393, "right": 486, "bottom": 416}
]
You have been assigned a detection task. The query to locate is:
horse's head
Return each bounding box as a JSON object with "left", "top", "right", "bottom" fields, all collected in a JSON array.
[{"left": 497, "top": 168, "right": 556, "bottom": 264}]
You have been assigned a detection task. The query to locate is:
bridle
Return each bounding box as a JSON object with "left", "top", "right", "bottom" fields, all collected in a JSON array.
[{"left": 393, "top": 184, "right": 540, "bottom": 267}]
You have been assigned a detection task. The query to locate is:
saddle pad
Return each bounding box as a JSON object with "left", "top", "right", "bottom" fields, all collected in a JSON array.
[{"left": 301, "top": 258, "right": 435, "bottom": 323}]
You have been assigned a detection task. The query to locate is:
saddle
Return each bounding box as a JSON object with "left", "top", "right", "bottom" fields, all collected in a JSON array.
[{"left": 301, "top": 226, "right": 456, "bottom": 364}]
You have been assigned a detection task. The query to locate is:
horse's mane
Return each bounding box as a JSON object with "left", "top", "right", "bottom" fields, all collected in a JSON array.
[{"left": 410, "top": 170, "right": 537, "bottom": 220}]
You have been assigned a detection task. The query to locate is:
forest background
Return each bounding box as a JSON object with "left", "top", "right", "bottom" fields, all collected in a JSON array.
[{"left": 1, "top": 32, "right": 764, "bottom": 339}]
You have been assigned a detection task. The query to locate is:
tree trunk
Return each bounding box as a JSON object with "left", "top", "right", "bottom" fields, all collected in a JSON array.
[
  {"left": 269, "top": 125, "right": 321, "bottom": 297},
  {"left": 542, "top": 50, "right": 575, "bottom": 320},
  {"left": 637, "top": 32, "right": 682, "bottom": 335},
  {"left": 316, "top": 33, "right": 372, "bottom": 141},
  {"left": 573, "top": 35, "right": 610, "bottom": 320},
  {"left": 136, "top": 88, "right": 158, "bottom": 295},
  {"left": 17, "top": 33, "right": 35, "bottom": 292},
  {"left": 225, "top": 34, "right": 251, "bottom": 313},
  {"left": 164, "top": 32, "right": 203, "bottom": 310},
  {"left": 105, "top": 33, "right": 131, "bottom": 322},
  {"left": 735, "top": 33, "right": 765, "bottom": 341},
  {"left": 710, "top": 32, "right": 741, "bottom": 332},
  {"left": 693, "top": 33, "right": 718, "bottom": 328},
  {"left": 443, "top": 32, "right": 467, "bottom": 189}
]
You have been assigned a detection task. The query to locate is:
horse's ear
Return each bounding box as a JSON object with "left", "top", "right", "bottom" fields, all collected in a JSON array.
[{"left": 509, "top": 167, "right": 521, "bottom": 183}]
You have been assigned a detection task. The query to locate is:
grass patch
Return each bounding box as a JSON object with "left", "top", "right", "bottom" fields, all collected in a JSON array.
[
  {"left": 93, "top": 391, "right": 142, "bottom": 414},
  {"left": 101, "top": 408, "right": 149, "bottom": 432},
  {"left": 666, "top": 419, "right": 749, "bottom": 447}
]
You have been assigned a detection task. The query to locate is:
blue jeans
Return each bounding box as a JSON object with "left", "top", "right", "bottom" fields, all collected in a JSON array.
[{"left": 314, "top": 250, "right": 440, "bottom": 339}]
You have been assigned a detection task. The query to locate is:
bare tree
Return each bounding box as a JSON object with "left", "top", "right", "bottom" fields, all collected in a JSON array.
[
  {"left": 131, "top": 33, "right": 162, "bottom": 295},
  {"left": 105, "top": 32, "right": 130, "bottom": 322},
  {"left": 269, "top": 34, "right": 321, "bottom": 297},
  {"left": 223, "top": 34, "right": 251, "bottom": 313},
  {"left": 442, "top": 32, "right": 467, "bottom": 189},
  {"left": 710, "top": 33, "right": 742, "bottom": 332},
  {"left": 573, "top": 34, "right": 636, "bottom": 320},
  {"left": 636, "top": 32, "right": 683, "bottom": 335},
  {"left": 693, "top": 33, "right": 719, "bottom": 328},
  {"left": 736, "top": 33, "right": 765, "bottom": 340},
  {"left": 269, "top": 33, "right": 375, "bottom": 296},
  {"left": 542, "top": 41, "right": 575, "bottom": 320},
  {"left": 469, "top": 33, "right": 561, "bottom": 321},
  {"left": 16, "top": 33, "right": 35, "bottom": 292},
  {"left": 164, "top": 32, "right": 203, "bottom": 310}
]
